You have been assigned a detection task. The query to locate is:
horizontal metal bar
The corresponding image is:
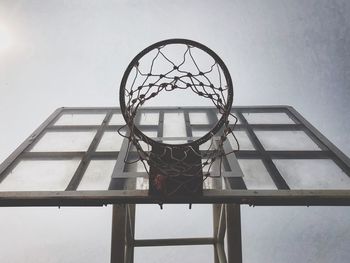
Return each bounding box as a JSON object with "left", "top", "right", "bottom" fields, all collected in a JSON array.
[
  {"left": 236, "top": 150, "right": 332, "bottom": 159},
  {"left": 191, "top": 124, "right": 218, "bottom": 129},
  {"left": 133, "top": 237, "right": 214, "bottom": 247},
  {"left": 268, "top": 151, "right": 332, "bottom": 159},
  {"left": 60, "top": 107, "right": 116, "bottom": 114},
  {"left": 21, "top": 151, "right": 119, "bottom": 159},
  {"left": 59, "top": 105, "right": 292, "bottom": 111},
  {"left": 230, "top": 124, "right": 303, "bottom": 131},
  {"left": 248, "top": 124, "right": 303, "bottom": 130},
  {"left": 237, "top": 106, "right": 292, "bottom": 112},
  {"left": 22, "top": 152, "right": 86, "bottom": 159},
  {"left": 113, "top": 172, "right": 148, "bottom": 178},
  {"left": 20, "top": 150, "right": 331, "bottom": 161},
  {"left": 113, "top": 171, "right": 242, "bottom": 178},
  {"left": 0, "top": 189, "right": 350, "bottom": 206},
  {"left": 46, "top": 123, "right": 304, "bottom": 133},
  {"left": 47, "top": 124, "right": 160, "bottom": 131},
  {"left": 48, "top": 125, "right": 104, "bottom": 131}
]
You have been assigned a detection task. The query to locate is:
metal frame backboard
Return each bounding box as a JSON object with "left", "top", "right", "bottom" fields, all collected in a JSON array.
[{"left": 0, "top": 106, "right": 349, "bottom": 206}]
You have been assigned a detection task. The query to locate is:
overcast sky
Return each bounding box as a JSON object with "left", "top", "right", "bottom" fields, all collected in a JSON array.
[{"left": 0, "top": 1, "right": 349, "bottom": 262}]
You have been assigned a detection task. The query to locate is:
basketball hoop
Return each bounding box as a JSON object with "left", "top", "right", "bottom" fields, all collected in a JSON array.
[{"left": 119, "top": 39, "right": 239, "bottom": 196}]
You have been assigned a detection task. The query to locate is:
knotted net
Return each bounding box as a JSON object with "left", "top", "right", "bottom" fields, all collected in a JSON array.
[{"left": 119, "top": 39, "right": 239, "bottom": 196}]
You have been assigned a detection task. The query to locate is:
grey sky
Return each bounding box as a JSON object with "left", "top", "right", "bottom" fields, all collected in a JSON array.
[{"left": 0, "top": 1, "right": 349, "bottom": 262}]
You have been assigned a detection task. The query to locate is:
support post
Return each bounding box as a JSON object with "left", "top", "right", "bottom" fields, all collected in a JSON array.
[
  {"left": 110, "top": 203, "right": 242, "bottom": 263},
  {"left": 225, "top": 204, "right": 242, "bottom": 263},
  {"left": 111, "top": 204, "right": 127, "bottom": 263},
  {"left": 213, "top": 204, "right": 221, "bottom": 263},
  {"left": 217, "top": 204, "right": 226, "bottom": 241},
  {"left": 216, "top": 242, "right": 228, "bottom": 263},
  {"left": 125, "top": 204, "right": 136, "bottom": 263}
]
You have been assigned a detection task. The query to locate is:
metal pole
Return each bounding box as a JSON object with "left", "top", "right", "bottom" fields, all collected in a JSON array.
[
  {"left": 134, "top": 237, "right": 214, "bottom": 247},
  {"left": 213, "top": 204, "right": 221, "bottom": 263},
  {"left": 216, "top": 242, "right": 228, "bottom": 263},
  {"left": 125, "top": 204, "right": 136, "bottom": 263},
  {"left": 225, "top": 204, "right": 242, "bottom": 263},
  {"left": 111, "top": 204, "right": 127, "bottom": 263},
  {"left": 217, "top": 204, "right": 226, "bottom": 241}
]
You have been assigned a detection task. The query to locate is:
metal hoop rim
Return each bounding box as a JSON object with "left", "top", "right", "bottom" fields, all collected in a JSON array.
[{"left": 119, "top": 38, "right": 233, "bottom": 148}]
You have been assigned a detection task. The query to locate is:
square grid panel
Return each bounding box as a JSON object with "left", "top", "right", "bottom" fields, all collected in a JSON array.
[{"left": 0, "top": 106, "right": 349, "bottom": 206}]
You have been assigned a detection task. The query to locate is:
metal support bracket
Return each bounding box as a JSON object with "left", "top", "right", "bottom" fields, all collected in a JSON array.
[{"left": 111, "top": 203, "right": 242, "bottom": 263}]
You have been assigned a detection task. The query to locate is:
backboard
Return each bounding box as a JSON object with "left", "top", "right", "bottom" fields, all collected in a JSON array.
[{"left": 0, "top": 105, "right": 349, "bottom": 206}]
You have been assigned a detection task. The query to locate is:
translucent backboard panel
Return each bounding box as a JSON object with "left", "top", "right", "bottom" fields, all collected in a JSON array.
[
  {"left": 138, "top": 112, "right": 159, "bottom": 125},
  {"left": 130, "top": 131, "right": 158, "bottom": 152},
  {"left": 54, "top": 113, "right": 106, "bottom": 126},
  {"left": 274, "top": 159, "right": 350, "bottom": 189},
  {"left": 30, "top": 131, "right": 97, "bottom": 152},
  {"left": 0, "top": 159, "right": 81, "bottom": 191},
  {"left": 192, "top": 129, "right": 218, "bottom": 150},
  {"left": 0, "top": 106, "right": 349, "bottom": 206},
  {"left": 255, "top": 130, "right": 320, "bottom": 151},
  {"left": 229, "top": 131, "right": 254, "bottom": 151},
  {"left": 125, "top": 161, "right": 148, "bottom": 172},
  {"left": 203, "top": 177, "right": 225, "bottom": 190},
  {"left": 77, "top": 160, "right": 116, "bottom": 190},
  {"left": 109, "top": 113, "right": 125, "bottom": 125},
  {"left": 142, "top": 131, "right": 158, "bottom": 138},
  {"left": 136, "top": 177, "right": 149, "bottom": 190},
  {"left": 243, "top": 112, "right": 295, "bottom": 124},
  {"left": 238, "top": 159, "right": 277, "bottom": 190},
  {"left": 163, "top": 112, "right": 187, "bottom": 139},
  {"left": 96, "top": 131, "right": 125, "bottom": 152},
  {"left": 189, "top": 112, "right": 209, "bottom": 125}
]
